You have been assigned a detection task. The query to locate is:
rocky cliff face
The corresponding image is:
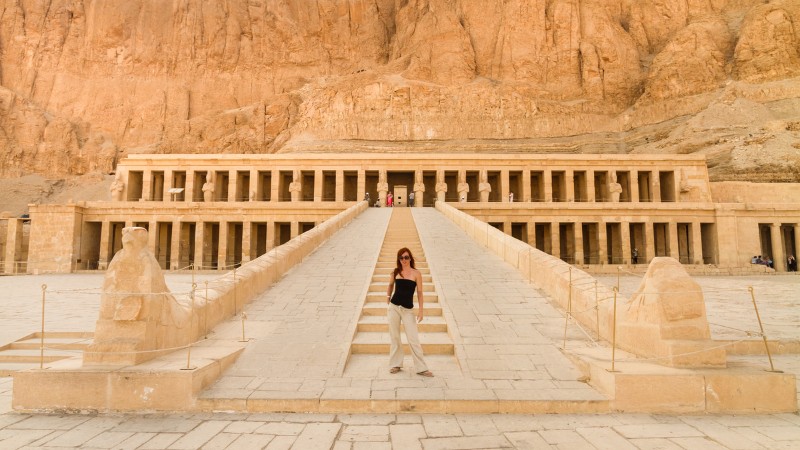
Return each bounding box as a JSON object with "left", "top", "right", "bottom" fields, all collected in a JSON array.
[{"left": 1, "top": 0, "right": 799, "bottom": 181}]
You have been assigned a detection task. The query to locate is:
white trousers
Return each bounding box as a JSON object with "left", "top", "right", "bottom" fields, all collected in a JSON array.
[{"left": 387, "top": 303, "right": 428, "bottom": 372}]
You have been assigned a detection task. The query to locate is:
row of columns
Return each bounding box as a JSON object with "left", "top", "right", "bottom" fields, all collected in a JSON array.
[
  {"left": 503, "top": 220, "right": 710, "bottom": 265},
  {"left": 768, "top": 222, "right": 800, "bottom": 272},
  {"left": 96, "top": 219, "right": 305, "bottom": 270},
  {"left": 134, "top": 167, "right": 674, "bottom": 204}
]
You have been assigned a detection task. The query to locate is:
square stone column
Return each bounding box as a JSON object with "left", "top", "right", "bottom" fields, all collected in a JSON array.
[
  {"left": 242, "top": 221, "right": 252, "bottom": 263},
  {"left": 267, "top": 221, "right": 275, "bottom": 249},
  {"left": 544, "top": 169, "right": 553, "bottom": 202},
  {"left": 527, "top": 221, "right": 537, "bottom": 249},
  {"left": 504, "top": 221, "right": 512, "bottom": 236},
  {"left": 170, "top": 220, "right": 181, "bottom": 270},
  {"left": 522, "top": 169, "right": 531, "bottom": 202},
  {"left": 587, "top": 170, "right": 596, "bottom": 202},
  {"left": 218, "top": 221, "right": 228, "bottom": 270},
  {"left": 668, "top": 222, "right": 679, "bottom": 260},
  {"left": 185, "top": 170, "right": 195, "bottom": 203},
  {"left": 357, "top": 170, "right": 366, "bottom": 202},
  {"left": 630, "top": 171, "right": 640, "bottom": 202},
  {"left": 335, "top": 170, "right": 344, "bottom": 202},
  {"left": 621, "top": 221, "right": 631, "bottom": 266},
  {"left": 599, "top": 221, "right": 609, "bottom": 265},
  {"left": 141, "top": 171, "right": 152, "bottom": 201},
  {"left": 574, "top": 222, "right": 584, "bottom": 264},
  {"left": 552, "top": 221, "right": 561, "bottom": 259},
  {"left": 314, "top": 170, "right": 323, "bottom": 202},
  {"left": 291, "top": 221, "right": 300, "bottom": 239},
  {"left": 794, "top": 224, "right": 800, "bottom": 261},
  {"left": 4, "top": 218, "right": 23, "bottom": 273},
  {"left": 228, "top": 171, "right": 237, "bottom": 202},
  {"left": 148, "top": 221, "right": 158, "bottom": 255},
  {"left": 194, "top": 222, "right": 205, "bottom": 270},
  {"left": 645, "top": 220, "right": 655, "bottom": 264},
  {"left": 271, "top": 170, "right": 280, "bottom": 202},
  {"left": 501, "top": 170, "right": 510, "bottom": 202},
  {"left": 771, "top": 223, "right": 786, "bottom": 271},
  {"left": 692, "top": 222, "right": 704, "bottom": 265},
  {"left": 249, "top": 169, "right": 258, "bottom": 201},
  {"left": 566, "top": 171, "right": 575, "bottom": 202},
  {"left": 97, "top": 220, "right": 111, "bottom": 270},
  {"left": 163, "top": 170, "right": 173, "bottom": 202},
  {"left": 652, "top": 171, "right": 662, "bottom": 202}
]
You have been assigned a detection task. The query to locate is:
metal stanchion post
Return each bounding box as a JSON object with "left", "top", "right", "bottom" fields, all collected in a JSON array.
[
  {"left": 563, "top": 267, "right": 573, "bottom": 349},
  {"left": 40, "top": 284, "right": 47, "bottom": 369},
  {"left": 617, "top": 266, "right": 621, "bottom": 292},
  {"left": 240, "top": 312, "right": 248, "bottom": 342},
  {"left": 204, "top": 280, "right": 210, "bottom": 338},
  {"left": 595, "top": 280, "right": 600, "bottom": 340},
  {"left": 748, "top": 286, "right": 781, "bottom": 373},
  {"left": 609, "top": 287, "right": 619, "bottom": 372},
  {"left": 233, "top": 266, "right": 238, "bottom": 315},
  {"left": 181, "top": 283, "right": 198, "bottom": 371}
]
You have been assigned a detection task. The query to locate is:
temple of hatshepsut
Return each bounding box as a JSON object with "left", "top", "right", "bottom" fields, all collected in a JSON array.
[{"left": 1, "top": 0, "right": 800, "bottom": 418}]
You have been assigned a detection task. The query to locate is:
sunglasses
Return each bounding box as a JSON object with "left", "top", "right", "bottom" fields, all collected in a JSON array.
[{"left": 399, "top": 255, "right": 411, "bottom": 260}]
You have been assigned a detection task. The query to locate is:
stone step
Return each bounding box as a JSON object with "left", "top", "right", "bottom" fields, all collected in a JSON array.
[
  {"left": 357, "top": 316, "right": 447, "bottom": 333},
  {"left": 376, "top": 261, "right": 428, "bottom": 269},
  {"left": 9, "top": 338, "right": 91, "bottom": 351},
  {"left": 351, "top": 332, "right": 454, "bottom": 355},
  {"left": 372, "top": 273, "right": 432, "bottom": 282},
  {"left": 368, "top": 283, "right": 436, "bottom": 293},
  {"left": 0, "top": 350, "right": 72, "bottom": 363},
  {"left": 0, "top": 362, "right": 50, "bottom": 377},
  {"left": 362, "top": 303, "right": 442, "bottom": 316}
]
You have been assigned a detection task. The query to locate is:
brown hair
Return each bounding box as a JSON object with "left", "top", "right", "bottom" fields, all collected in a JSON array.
[{"left": 393, "top": 247, "right": 416, "bottom": 279}]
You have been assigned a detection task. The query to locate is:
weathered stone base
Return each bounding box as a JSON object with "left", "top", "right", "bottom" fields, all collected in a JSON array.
[
  {"left": 571, "top": 347, "right": 797, "bottom": 414},
  {"left": 12, "top": 344, "right": 244, "bottom": 413}
]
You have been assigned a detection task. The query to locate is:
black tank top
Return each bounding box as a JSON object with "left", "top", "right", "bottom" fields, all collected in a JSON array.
[{"left": 390, "top": 278, "right": 416, "bottom": 309}]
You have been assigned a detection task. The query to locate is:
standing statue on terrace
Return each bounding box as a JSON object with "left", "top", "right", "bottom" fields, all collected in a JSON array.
[
  {"left": 478, "top": 170, "right": 492, "bottom": 203},
  {"left": 609, "top": 171, "right": 623, "bottom": 202},
  {"left": 289, "top": 169, "right": 302, "bottom": 202},
  {"left": 110, "top": 173, "right": 125, "bottom": 202},
  {"left": 457, "top": 170, "right": 469, "bottom": 203},
  {"left": 435, "top": 170, "right": 448, "bottom": 203},
  {"left": 202, "top": 173, "right": 215, "bottom": 202}
]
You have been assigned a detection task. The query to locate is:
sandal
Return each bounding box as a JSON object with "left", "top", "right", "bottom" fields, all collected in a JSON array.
[
  {"left": 389, "top": 367, "right": 402, "bottom": 374},
  {"left": 417, "top": 370, "right": 434, "bottom": 377}
]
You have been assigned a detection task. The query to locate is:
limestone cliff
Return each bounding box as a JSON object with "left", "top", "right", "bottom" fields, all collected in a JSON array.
[{"left": 0, "top": 0, "right": 799, "bottom": 182}]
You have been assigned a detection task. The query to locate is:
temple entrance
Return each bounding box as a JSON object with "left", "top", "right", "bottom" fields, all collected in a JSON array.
[{"left": 393, "top": 185, "right": 408, "bottom": 207}]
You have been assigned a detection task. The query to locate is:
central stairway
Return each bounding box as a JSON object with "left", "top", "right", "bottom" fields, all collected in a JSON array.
[{"left": 345, "top": 208, "right": 456, "bottom": 375}]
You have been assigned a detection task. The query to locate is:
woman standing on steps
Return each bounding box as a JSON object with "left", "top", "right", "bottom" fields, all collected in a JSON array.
[{"left": 387, "top": 247, "right": 434, "bottom": 377}]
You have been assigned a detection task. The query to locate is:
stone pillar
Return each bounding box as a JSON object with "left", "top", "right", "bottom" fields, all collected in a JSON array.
[
  {"left": 630, "top": 171, "right": 640, "bottom": 202},
  {"left": 587, "top": 170, "right": 596, "bottom": 202},
  {"left": 290, "top": 221, "right": 300, "bottom": 239},
  {"left": 147, "top": 221, "right": 158, "bottom": 255},
  {"left": 771, "top": 223, "right": 786, "bottom": 271},
  {"left": 527, "top": 221, "right": 536, "bottom": 249},
  {"left": 242, "top": 221, "right": 252, "bottom": 263},
  {"left": 544, "top": 169, "right": 553, "bottom": 202},
  {"left": 574, "top": 222, "right": 584, "bottom": 264},
  {"left": 500, "top": 170, "right": 510, "bottom": 202},
  {"left": 228, "top": 171, "right": 237, "bottom": 202},
  {"left": 163, "top": 170, "right": 173, "bottom": 203},
  {"left": 621, "top": 221, "right": 631, "bottom": 266},
  {"left": 194, "top": 222, "right": 205, "bottom": 269},
  {"left": 170, "top": 220, "right": 181, "bottom": 270},
  {"left": 522, "top": 169, "right": 531, "bottom": 202},
  {"left": 565, "top": 171, "right": 575, "bottom": 202},
  {"left": 185, "top": 170, "right": 195, "bottom": 203},
  {"left": 266, "top": 221, "right": 275, "bottom": 250},
  {"left": 98, "top": 220, "right": 111, "bottom": 270},
  {"left": 218, "top": 221, "right": 228, "bottom": 270},
  {"left": 645, "top": 221, "right": 655, "bottom": 264},
  {"left": 652, "top": 171, "right": 662, "bottom": 202},
  {"left": 552, "top": 222, "right": 561, "bottom": 259},
  {"left": 691, "top": 222, "right": 703, "bottom": 265},
  {"left": 141, "top": 171, "right": 153, "bottom": 201},
  {"left": 314, "top": 169, "right": 323, "bottom": 202},
  {"left": 335, "top": 170, "right": 344, "bottom": 202},
  {"left": 503, "top": 221, "right": 512, "bottom": 236},
  {"left": 599, "top": 221, "right": 608, "bottom": 265},
  {"left": 794, "top": 224, "right": 800, "bottom": 261},
  {"left": 249, "top": 169, "right": 258, "bottom": 201},
  {"left": 357, "top": 170, "right": 366, "bottom": 203},
  {"left": 668, "top": 222, "right": 679, "bottom": 260},
  {"left": 271, "top": 170, "right": 280, "bottom": 202},
  {"left": 4, "top": 219, "right": 22, "bottom": 273}
]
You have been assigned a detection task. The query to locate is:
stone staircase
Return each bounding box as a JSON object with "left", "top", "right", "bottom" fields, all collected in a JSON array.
[
  {"left": 349, "top": 208, "right": 454, "bottom": 360},
  {"left": 0, "top": 331, "right": 93, "bottom": 376}
]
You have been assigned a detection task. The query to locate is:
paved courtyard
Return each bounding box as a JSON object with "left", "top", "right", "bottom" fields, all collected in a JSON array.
[{"left": 0, "top": 208, "right": 799, "bottom": 449}]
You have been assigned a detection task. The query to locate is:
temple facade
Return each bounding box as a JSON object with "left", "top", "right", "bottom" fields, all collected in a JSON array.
[{"left": 2, "top": 153, "right": 799, "bottom": 274}]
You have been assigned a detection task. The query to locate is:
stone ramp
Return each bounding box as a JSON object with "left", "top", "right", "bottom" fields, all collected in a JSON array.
[{"left": 198, "top": 207, "right": 608, "bottom": 413}]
